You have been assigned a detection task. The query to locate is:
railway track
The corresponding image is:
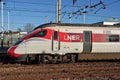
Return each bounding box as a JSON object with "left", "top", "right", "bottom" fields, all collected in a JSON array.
[
  {"left": 0, "top": 47, "right": 120, "bottom": 79},
  {"left": 0, "top": 61, "right": 120, "bottom": 80}
]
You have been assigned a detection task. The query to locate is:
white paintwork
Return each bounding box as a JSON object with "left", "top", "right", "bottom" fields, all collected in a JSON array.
[{"left": 14, "top": 24, "right": 120, "bottom": 55}]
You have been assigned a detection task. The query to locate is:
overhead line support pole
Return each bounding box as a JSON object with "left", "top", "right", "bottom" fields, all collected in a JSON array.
[
  {"left": 56, "top": 0, "right": 61, "bottom": 23},
  {"left": 1, "top": 0, "right": 4, "bottom": 39}
]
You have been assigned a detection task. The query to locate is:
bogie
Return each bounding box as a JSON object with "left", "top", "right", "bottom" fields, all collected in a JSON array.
[{"left": 24, "top": 54, "right": 77, "bottom": 64}]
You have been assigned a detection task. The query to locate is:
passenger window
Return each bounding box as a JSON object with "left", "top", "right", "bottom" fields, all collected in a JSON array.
[
  {"left": 33, "top": 29, "right": 47, "bottom": 37},
  {"left": 109, "top": 35, "right": 119, "bottom": 42},
  {"left": 54, "top": 31, "right": 58, "bottom": 39}
]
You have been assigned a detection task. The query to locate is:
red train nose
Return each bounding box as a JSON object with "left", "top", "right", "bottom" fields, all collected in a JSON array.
[{"left": 7, "top": 46, "right": 23, "bottom": 58}]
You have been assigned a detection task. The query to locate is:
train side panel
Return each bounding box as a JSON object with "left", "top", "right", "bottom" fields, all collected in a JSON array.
[
  {"left": 92, "top": 28, "right": 120, "bottom": 53},
  {"left": 14, "top": 27, "right": 120, "bottom": 54},
  {"left": 25, "top": 38, "right": 52, "bottom": 54},
  {"left": 92, "top": 43, "right": 120, "bottom": 53},
  {"left": 7, "top": 23, "right": 120, "bottom": 62},
  {"left": 58, "top": 27, "right": 83, "bottom": 54},
  {"left": 14, "top": 41, "right": 26, "bottom": 54}
]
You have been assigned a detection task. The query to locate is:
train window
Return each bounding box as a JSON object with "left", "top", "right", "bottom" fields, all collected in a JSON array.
[
  {"left": 14, "top": 40, "right": 22, "bottom": 45},
  {"left": 54, "top": 31, "right": 58, "bottom": 39},
  {"left": 109, "top": 35, "right": 119, "bottom": 42},
  {"left": 33, "top": 29, "right": 47, "bottom": 37}
]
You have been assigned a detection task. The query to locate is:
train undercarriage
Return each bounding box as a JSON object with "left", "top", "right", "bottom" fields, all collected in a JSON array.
[
  {"left": 24, "top": 53, "right": 120, "bottom": 64},
  {"left": 25, "top": 53, "right": 77, "bottom": 64}
]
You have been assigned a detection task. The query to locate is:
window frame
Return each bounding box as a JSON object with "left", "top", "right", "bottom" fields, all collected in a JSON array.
[
  {"left": 53, "top": 31, "right": 58, "bottom": 40},
  {"left": 108, "top": 35, "right": 119, "bottom": 42},
  {"left": 32, "top": 29, "right": 47, "bottom": 37}
]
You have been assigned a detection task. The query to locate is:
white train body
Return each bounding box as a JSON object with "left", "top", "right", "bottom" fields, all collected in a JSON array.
[{"left": 7, "top": 23, "right": 120, "bottom": 61}]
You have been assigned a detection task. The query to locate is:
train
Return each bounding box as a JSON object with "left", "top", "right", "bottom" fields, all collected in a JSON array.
[{"left": 7, "top": 23, "right": 120, "bottom": 63}]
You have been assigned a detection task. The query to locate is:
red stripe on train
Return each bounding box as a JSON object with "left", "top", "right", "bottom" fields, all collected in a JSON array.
[{"left": 7, "top": 46, "right": 23, "bottom": 58}]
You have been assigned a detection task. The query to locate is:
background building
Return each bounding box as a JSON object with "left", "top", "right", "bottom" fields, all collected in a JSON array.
[
  {"left": 94, "top": 18, "right": 119, "bottom": 25},
  {"left": 0, "top": 31, "right": 27, "bottom": 46}
]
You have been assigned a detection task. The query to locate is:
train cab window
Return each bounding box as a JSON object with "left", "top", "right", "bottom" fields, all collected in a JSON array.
[
  {"left": 109, "top": 35, "right": 119, "bottom": 42},
  {"left": 33, "top": 29, "right": 47, "bottom": 37}
]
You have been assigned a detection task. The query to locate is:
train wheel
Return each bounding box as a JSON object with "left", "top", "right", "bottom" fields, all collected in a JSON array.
[
  {"left": 38, "top": 55, "right": 52, "bottom": 64},
  {"left": 51, "top": 55, "right": 59, "bottom": 63},
  {"left": 70, "top": 54, "right": 76, "bottom": 63},
  {"left": 40, "top": 55, "right": 46, "bottom": 63},
  {"left": 35, "top": 55, "right": 42, "bottom": 64},
  {"left": 62, "top": 54, "right": 76, "bottom": 63},
  {"left": 25, "top": 55, "right": 31, "bottom": 63},
  {"left": 61, "top": 55, "right": 66, "bottom": 63}
]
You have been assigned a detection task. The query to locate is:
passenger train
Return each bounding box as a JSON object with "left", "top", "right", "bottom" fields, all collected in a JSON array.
[{"left": 7, "top": 23, "right": 120, "bottom": 63}]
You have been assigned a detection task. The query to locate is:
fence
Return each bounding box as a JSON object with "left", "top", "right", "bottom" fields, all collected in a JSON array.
[{"left": 0, "top": 33, "right": 26, "bottom": 47}]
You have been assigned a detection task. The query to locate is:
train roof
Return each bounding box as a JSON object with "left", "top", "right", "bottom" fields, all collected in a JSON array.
[{"left": 33, "top": 23, "right": 120, "bottom": 30}]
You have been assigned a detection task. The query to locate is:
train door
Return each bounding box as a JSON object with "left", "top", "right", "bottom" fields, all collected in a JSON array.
[
  {"left": 51, "top": 30, "right": 60, "bottom": 52},
  {"left": 83, "top": 31, "right": 92, "bottom": 53}
]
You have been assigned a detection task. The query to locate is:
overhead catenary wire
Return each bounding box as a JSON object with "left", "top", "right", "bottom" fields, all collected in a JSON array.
[
  {"left": 0, "top": 0, "right": 119, "bottom": 32},
  {"left": 4, "top": 7, "right": 56, "bottom": 13},
  {"left": 106, "top": 0, "right": 120, "bottom": 6},
  {"left": 4, "top": 0, "right": 120, "bottom": 18},
  {"left": 5, "top": 0, "right": 56, "bottom": 6}
]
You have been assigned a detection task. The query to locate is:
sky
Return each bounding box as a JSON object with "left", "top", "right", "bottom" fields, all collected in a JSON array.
[{"left": 0, "top": 0, "right": 120, "bottom": 32}]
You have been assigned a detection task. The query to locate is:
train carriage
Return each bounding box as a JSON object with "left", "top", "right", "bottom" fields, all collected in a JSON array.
[{"left": 7, "top": 23, "right": 120, "bottom": 63}]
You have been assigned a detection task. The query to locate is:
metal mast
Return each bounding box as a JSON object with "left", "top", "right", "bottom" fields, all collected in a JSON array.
[
  {"left": 8, "top": 10, "right": 10, "bottom": 32},
  {"left": 56, "top": 0, "right": 61, "bottom": 23},
  {"left": 1, "top": 0, "right": 4, "bottom": 38}
]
